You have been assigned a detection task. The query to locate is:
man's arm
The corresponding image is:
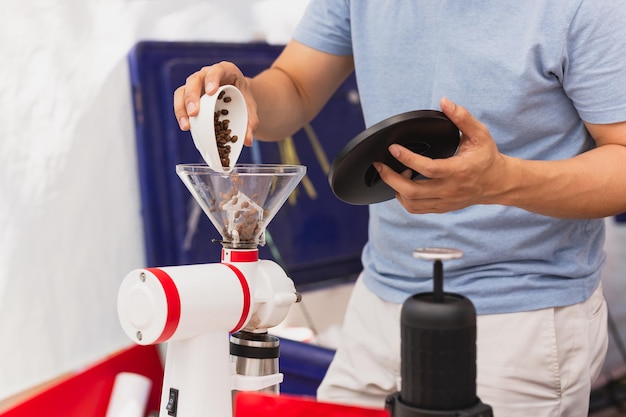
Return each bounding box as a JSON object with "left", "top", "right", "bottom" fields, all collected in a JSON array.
[
  {"left": 376, "top": 98, "right": 626, "bottom": 219},
  {"left": 496, "top": 119, "right": 626, "bottom": 218},
  {"left": 250, "top": 40, "right": 355, "bottom": 141},
  {"left": 174, "top": 40, "right": 354, "bottom": 145}
]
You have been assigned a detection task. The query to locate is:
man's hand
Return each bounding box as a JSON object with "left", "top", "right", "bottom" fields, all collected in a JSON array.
[
  {"left": 173, "top": 61, "right": 259, "bottom": 146},
  {"left": 374, "top": 97, "right": 509, "bottom": 214}
]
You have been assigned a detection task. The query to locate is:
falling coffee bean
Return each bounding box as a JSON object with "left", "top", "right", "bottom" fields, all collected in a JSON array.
[{"left": 214, "top": 93, "right": 237, "bottom": 168}]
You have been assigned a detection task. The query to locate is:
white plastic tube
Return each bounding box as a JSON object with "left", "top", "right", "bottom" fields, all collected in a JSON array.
[{"left": 105, "top": 372, "right": 152, "bottom": 417}]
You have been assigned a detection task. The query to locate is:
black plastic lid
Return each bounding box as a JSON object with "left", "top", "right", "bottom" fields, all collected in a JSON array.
[{"left": 328, "top": 110, "right": 459, "bottom": 205}]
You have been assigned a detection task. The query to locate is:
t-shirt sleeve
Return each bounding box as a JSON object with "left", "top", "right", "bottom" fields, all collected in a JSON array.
[
  {"left": 292, "top": 0, "right": 353, "bottom": 56},
  {"left": 563, "top": 0, "right": 626, "bottom": 124}
]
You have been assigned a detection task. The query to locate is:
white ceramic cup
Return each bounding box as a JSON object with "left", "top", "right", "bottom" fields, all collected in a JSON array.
[{"left": 189, "top": 85, "right": 248, "bottom": 172}]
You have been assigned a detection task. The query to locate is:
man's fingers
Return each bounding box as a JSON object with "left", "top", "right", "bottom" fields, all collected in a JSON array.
[
  {"left": 174, "top": 86, "right": 191, "bottom": 131},
  {"left": 182, "top": 69, "right": 210, "bottom": 118},
  {"left": 387, "top": 144, "right": 449, "bottom": 179},
  {"left": 440, "top": 96, "right": 488, "bottom": 145}
]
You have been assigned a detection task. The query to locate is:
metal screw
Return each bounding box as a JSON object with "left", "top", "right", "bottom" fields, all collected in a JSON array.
[
  {"left": 346, "top": 89, "right": 360, "bottom": 106},
  {"left": 140, "top": 272, "right": 146, "bottom": 282},
  {"left": 136, "top": 331, "right": 143, "bottom": 341}
]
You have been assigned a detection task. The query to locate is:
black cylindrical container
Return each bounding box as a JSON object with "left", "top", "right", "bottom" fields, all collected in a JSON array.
[{"left": 400, "top": 292, "right": 477, "bottom": 410}]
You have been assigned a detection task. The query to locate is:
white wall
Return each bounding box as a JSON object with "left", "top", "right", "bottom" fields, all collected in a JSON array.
[{"left": 0, "top": 0, "right": 308, "bottom": 401}]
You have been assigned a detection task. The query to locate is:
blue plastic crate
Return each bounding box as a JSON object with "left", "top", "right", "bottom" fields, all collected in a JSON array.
[{"left": 278, "top": 337, "right": 336, "bottom": 397}]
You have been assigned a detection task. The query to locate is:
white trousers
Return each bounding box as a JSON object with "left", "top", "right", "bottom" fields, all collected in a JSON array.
[{"left": 317, "top": 276, "right": 608, "bottom": 417}]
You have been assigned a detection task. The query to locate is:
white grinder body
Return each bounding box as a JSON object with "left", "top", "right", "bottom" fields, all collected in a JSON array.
[{"left": 117, "top": 248, "right": 299, "bottom": 417}]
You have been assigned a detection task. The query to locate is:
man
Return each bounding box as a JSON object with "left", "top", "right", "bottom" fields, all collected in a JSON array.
[{"left": 173, "top": 1, "right": 626, "bottom": 415}]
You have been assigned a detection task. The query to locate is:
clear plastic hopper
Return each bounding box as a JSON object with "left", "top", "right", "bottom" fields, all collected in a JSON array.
[{"left": 176, "top": 163, "right": 306, "bottom": 249}]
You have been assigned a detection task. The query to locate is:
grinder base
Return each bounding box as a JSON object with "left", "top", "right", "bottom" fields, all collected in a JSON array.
[{"left": 386, "top": 393, "right": 493, "bottom": 417}]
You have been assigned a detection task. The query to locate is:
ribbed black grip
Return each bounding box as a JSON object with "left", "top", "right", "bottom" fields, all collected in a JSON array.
[{"left": 400, "top": 292, "right": 477, "bottom": 411}]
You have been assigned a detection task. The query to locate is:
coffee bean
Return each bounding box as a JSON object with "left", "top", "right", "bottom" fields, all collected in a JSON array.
[{"left": 213, "top": 93, "right": 240, "bottom": 167}]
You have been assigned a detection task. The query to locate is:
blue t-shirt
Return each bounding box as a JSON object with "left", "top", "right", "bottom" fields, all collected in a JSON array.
[{"left": 293, "top": 0, "right": 626, "bottom": 314}]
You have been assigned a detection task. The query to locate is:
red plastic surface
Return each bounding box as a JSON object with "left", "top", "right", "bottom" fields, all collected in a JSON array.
[
  {"left": 0, "top": 344, "right": 163, "bottom": 417},
  {"left": 235, "top": 391, "right": 389, "bottom": 417},
  {"left": 1, "top": 343, "right": 387, "bottom": 417}
]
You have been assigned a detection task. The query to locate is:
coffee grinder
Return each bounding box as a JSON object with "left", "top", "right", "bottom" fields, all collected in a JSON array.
[{"left": 117, "top": 163, "right": 306, "bottom": 417}]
